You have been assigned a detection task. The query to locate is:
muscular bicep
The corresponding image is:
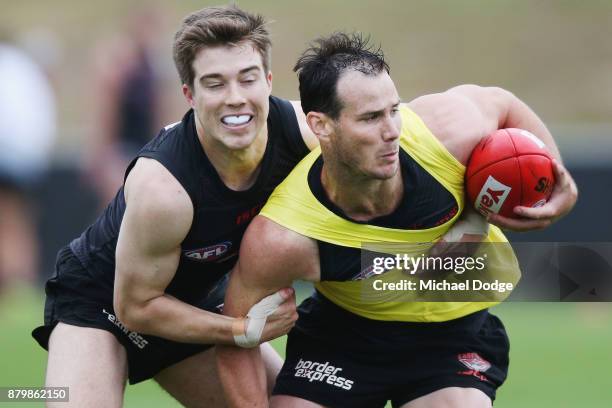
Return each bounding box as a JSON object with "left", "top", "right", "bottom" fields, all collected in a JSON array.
[
  {"left": 409, "top": 86, "right": 509, "bottom": 164},
  {"left": 114, "top": 158, "right": 193, "bottom": 313},
  {"left": 446, "top": 85, "right": 560, "bottom": 160}
]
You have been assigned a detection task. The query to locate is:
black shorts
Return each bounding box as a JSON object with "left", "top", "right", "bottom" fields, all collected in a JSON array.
[
  {"left": 273, "top": 292, "right": 509, "bottom": 408},
  {"left": 32, "top": 246, "right": 225, "bottom": 384}
]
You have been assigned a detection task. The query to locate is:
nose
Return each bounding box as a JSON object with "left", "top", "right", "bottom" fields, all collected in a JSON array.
[
  {"left": 381, "top": 113, "right": 401, "bottom": 142},
  {"left": 226, "top": 81, "right": 247, "bottom": 106}
]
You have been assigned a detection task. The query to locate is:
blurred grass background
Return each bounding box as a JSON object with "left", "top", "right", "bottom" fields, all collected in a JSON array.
[
  {"left": 2, "top": 285, "right": 611, "bottom": 407},
  {"left": 1, "top": 0, "right": 611, "bottom": 407},
  {"left": 2, "top": 0, "right": 612, "bottom": 147}
]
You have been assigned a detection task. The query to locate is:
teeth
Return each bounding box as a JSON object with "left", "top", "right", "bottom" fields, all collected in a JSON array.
[{"left": 222, "top": 115, "right": 251, "bottom": 126}]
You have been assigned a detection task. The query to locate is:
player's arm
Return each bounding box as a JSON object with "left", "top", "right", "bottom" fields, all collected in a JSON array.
[
  {"left": 114, "top": 157, "right": 236, "bottom": 343},
  {"left": 217, "top": 216, "right": 318, "bottom": 408},
  {"left": 449, "top": 84, "right": 561, "bottom": 162},
  {"left": 453, "top": 85, "right": 577, "bottom": 230},
  {"left": 291, "top": 100, "right": 319, "bottom": 150},
  {"left": 412, "top": 85, "right": 577, "bottom": 231},
  {"left": 114, "top": 158, "right": 292, "bottom": 344},
  {"left": 409, "top": 85, "right": 559, "bottom": 164}
]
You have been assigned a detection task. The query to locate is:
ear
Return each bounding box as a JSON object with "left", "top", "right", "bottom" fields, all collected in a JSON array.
[
  {"left": 182, "top": 84, "right": 195, "bottom": 108},
  {"left": 266, "top": 71, "right": 273, "bottom": 92},
  {"left": 306, "top": 112, "right": 333, "bottom": 144}
]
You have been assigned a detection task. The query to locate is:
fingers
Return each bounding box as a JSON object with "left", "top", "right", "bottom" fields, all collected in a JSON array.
[
  {"left": 513, "top": 203, "right": 558, "bottom": 220},
  {"left": 260, "top": 298, "right": 298, "bottom": 343},
  {"left": 276, "top": 298, "right": 297, "bottom": 315},
  {"left": 271, "top": 296, "right": 297, "bottom": 319},
  {"left": 550, "top": 160, "right": 573, "bottom": 202},
  {"left": 264, "top": 287, "right": 294, "bottom": 309},
  {"left": 277, "top": 287, "right": 294, "bottom": 301},
  {"left": 552, "top": 159, "right": 566, "bottom": 183},
  {"left": 238, "top": 289, "right": 297, "bottom": 347},
  {"left": 512, "top": 160, "right": 577, "bottom": 221},
  {"left": 247, "top": 288, "right": 294, "bottom": 320},
  {"left": 488, "top": 213, "right": 552, "bottom": 232}
]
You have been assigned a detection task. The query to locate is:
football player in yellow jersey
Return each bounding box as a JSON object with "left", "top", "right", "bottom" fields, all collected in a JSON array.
[{"left": 217, "top": 33, "right": 577, "bottom": 408}]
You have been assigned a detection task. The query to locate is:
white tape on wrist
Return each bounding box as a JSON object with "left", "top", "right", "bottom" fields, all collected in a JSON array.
[
  {"left": 443, "top": 209, "right": 489, "bottom": 242},
  {"left": 233, "top": 291, "right": 285, "bottom": 348}
]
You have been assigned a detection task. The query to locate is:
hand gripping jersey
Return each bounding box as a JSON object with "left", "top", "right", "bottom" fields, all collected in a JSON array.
[{"left": 260, "top": 106, "right": 520, "bottom": 322}]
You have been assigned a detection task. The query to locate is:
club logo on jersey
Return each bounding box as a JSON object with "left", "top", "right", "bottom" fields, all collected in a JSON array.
[
  {"left": 457, "top": 352, "right": 491, "bottom": 382},
  {"left": 475, "top": 176, "right": 512, "bottom": 215},
  {"left": 294, "top": 359, "right": 354, "bottom": 390},
  {"left": 184, "top": 241, "right": 232, "bottom": 262}
]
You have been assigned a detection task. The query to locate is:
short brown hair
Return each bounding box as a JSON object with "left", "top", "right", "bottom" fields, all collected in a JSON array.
[{"left": 173, "top": 5, "right": 271, "bottom": 89}]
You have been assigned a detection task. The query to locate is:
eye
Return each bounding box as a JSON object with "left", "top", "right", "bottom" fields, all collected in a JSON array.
[
  {"left": 241, "top": 77, "right": 256, "bottom": 85},
  {"left": 206, "top": 83, "right": 224, "bottom": 89}
]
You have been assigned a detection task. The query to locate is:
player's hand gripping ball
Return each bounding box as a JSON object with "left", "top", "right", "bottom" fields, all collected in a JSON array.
[{"left": 466, "top": 128, "right": 555, "bottom": 218}]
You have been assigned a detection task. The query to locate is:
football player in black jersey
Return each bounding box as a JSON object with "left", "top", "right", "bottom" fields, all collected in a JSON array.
[{"left": 32, "top": 6, "right": 317, "bottom": 407}]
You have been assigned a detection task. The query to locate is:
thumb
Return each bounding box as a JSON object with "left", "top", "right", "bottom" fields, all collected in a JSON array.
[{"left": 277, "top": 287, "right": 294, "bottom": 301}]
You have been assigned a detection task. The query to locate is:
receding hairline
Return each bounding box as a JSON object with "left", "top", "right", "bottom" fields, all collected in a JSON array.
[{"left": 334, "top": 70, "right": 400, "bottom": 116}]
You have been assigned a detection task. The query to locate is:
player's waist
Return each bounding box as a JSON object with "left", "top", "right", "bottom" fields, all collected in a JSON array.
[{"left": 295, "top": 290, "right": 490, "bottom": 349}]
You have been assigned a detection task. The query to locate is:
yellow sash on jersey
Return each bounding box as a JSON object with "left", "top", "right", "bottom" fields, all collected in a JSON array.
[{"left": 260, "top": 106, "right": 520, "bottom": 322}]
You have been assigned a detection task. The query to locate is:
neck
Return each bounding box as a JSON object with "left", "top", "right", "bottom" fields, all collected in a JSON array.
[
  {"left": 197, "top": 121, "right": 268, "bottom": 191},
  {"left": 321, "top": 160, "right": 403, "bottom": 222}
]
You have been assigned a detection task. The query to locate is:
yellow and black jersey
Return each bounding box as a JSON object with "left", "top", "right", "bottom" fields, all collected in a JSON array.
[{"left": 260, "top": 106, "right": 520, "bottom": 322}]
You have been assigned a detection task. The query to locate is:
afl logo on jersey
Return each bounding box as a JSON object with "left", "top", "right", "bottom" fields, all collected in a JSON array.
[{"left": 184, "top": 241, "right": 233, "bottom": 262}]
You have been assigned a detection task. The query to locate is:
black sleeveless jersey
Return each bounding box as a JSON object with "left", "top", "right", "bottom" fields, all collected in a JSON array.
[
  {"left": 70, "top": 96, "right": 309, "bottom": 304},
  {"left": 307, "top": 150, "right": 459, "bottom": 282}
]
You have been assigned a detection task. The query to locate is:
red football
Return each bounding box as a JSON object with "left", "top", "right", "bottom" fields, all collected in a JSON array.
[{"left": 466, "top": 128, "right": 555, "bottom": 218}]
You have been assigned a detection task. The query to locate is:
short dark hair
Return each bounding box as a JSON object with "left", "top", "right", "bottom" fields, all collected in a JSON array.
[
  {"left": 293, "top": 32, "right": 389, "bottom": 119},
  {"left": 173, "top": 5, "right": 271, "bottom": 89}
]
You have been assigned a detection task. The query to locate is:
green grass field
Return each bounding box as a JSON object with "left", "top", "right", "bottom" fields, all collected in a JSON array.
[{"left": 1, "top": 285, "right": 610, "bottom": 407}]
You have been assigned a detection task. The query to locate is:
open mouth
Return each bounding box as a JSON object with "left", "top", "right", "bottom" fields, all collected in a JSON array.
[{"left": 221, "top": 114, "right": 254, "bottom": 128}]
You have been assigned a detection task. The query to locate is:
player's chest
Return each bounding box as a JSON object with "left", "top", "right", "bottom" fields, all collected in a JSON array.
[{"left": 179, "top": 199, "right": 267, "bottom": 264}]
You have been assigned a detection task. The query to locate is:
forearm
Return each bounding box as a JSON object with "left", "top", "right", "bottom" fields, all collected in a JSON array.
[
  {"left": 215, "top": 219, "right": 307, "bottom": 406},
  {"left": 117, "top": 294, "right": 236, "bottom": 345},
  {"left": 217, "top": 345, "right": 268, "bottom": 408},
  {"left": 216, "top": 263, "right": 280, "bottom": 406}
]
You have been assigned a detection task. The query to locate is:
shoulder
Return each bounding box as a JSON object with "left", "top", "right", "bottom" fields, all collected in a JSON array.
[
  {"left": 408, "top": 85, "right": 513, "bottom": 130},
  {"left": 239, "top": 215, "right": 320, "bottom": 282},
  {"left": 123, "top": 157, "right": 193, "bottom": 248},
  {"left": 407, "top": 85, "right": 511, "bottom": 164}
]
